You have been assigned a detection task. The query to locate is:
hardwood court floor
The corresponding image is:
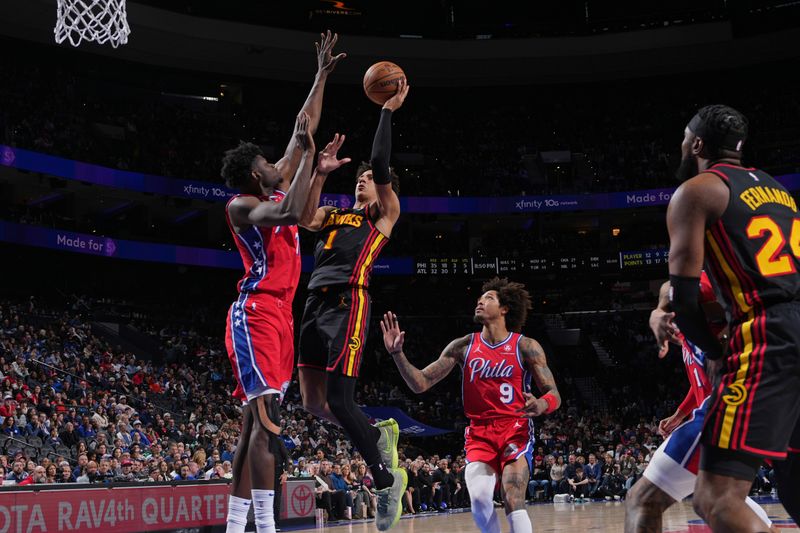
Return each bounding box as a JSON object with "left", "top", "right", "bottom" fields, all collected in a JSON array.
[{"left": 302, "top": 497, "right": 796, "bottom": 532}]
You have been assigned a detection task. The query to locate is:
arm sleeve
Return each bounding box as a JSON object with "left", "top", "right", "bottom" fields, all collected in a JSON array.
[
  {"left": 370, "top": 109, "right": 393, "bottom": 185},
  {"left": 670, "top": 275, "right": 724, "bottom": 359}
]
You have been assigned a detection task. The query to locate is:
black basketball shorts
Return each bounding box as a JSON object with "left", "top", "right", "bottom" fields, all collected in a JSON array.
[{"left": 298, "top": 285, "right": 371, "bottom": 378}]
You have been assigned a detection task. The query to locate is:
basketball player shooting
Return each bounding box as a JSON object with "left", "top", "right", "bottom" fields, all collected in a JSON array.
[
  {"left": 667, "top": 105, "right": 800, "bottom": 531},
  {"left": 381, "top": 278, "right": 561, "bottom": 533},
  {"left": 219, "top": 31, "right": 346, "bottom": 533},
  {"left": 624, "top": 276, "right": 773, "bottom": 533},
  {"left": 296, "top": 78, "right": 410, "bottom": 531}
]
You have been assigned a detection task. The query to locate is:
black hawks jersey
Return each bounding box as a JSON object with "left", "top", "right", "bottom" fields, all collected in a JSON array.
[
  {"left": 308, "top": 205, "right": 389, "bottom": 290},
  {"left": 704, "top": 163, "right": 800, "bottom": 324}
]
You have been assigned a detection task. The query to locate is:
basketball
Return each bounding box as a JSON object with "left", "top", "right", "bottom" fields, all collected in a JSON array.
[{"left": 363, "top": 61, "right": 406, "bottom": 105}]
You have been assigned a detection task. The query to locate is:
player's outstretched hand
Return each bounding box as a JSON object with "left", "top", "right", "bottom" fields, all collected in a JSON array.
[
  {"left": 294, "top": 112, "right": 314, "bottom": 152},
  {"left": 316, "top": 134, "right": 351, "bottom": 175},
  {"left": 380, "top": 312, "right": 405, "bottom": 355},
  {"left": 316, "top": 30, "right": 346, "bottom": 74},
  {"left": 649, "top": 307, "right": 680, "bottom": 358},
  {"left": 383, "top": 78, "right": 410, "bottom": 112},
  {"left": 518, "top": 392, "right": 548, "bottom": 418}
]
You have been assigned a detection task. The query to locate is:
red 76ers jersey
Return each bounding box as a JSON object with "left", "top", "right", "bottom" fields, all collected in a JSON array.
[
  {"left": 462, "top": 332, "right": 531, "bottom": 421},
  {"left": 680, "top": 334, "right": 711, "bottom": 407},
  {"left": 225, "top": 191, "right": 301, "bottom": 302}
]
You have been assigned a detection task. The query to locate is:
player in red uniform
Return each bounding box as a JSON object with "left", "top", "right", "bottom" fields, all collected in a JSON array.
[
  {"left": 381, "top": 278, "right": 561, "bottom": 533},
  {"left": 219, "top": 30, "right": 347, "bottom": 533},
  {"left": 624, "top": 274, "right": 773, "bottom": 532}
]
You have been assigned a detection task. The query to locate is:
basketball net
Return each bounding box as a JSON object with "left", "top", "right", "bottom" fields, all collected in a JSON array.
[{"left": 54, "top": 0, "right": 131, "bottom": 48}]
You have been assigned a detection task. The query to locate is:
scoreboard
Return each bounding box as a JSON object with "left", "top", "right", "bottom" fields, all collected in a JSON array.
[
  {"left": 412, "top": 249, "right": 665, "bottom": 276},
  {"left": 619, "top": 249, "right": 669, "bottom": 269},
  {"left": 414, "top": 258, "right": 471, "bottom": 275}
]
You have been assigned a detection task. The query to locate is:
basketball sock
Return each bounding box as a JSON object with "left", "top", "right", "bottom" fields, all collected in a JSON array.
[
  {"left": 507, "top": 509, "right": 532, "bottom": 533},
  {"left": 744, "top": 497, "right": 772, "bottom": 528},
  {"left": 225, "top": 495, "right": 251, "bottom": 533},
  {"left": 251, "top": 489, "right": 276, "bottom": 533},
  {"left": 465, "top": 462, "right": 500, "bottom": 533},
  {"left": 326, "top": 373, "right": 392, "bottom": 488}
]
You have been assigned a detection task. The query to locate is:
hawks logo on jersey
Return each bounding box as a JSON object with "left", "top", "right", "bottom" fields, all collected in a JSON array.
[
  {"left": 462, "top": 332, "right": 531, "bottom": 421},
  {"left": 322, "top": 210, "right": 364, "bottom": 229}
]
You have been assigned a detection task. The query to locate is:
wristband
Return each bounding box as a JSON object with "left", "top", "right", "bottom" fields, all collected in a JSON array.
[{"left": 542, "top": 393, "right": 558, "bottom": 415}]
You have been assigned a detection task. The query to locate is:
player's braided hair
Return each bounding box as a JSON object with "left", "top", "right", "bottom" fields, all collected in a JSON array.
[
  {"left": 481, "top": 277, "right": 532, "bottom": 332},
  {"left": 356, "top": 162, "right": 400, "bottom": 195},
  {"left": 696, "top": 104, "right": 748, "bottom": 157},
  {"left": 221, "top": 141, "right": 264, "bottom": 189}
]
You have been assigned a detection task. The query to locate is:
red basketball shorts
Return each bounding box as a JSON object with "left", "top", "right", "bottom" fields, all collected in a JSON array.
[
  {"left": 225, "top": 293, "right": 294, "bottom": 403},
  {"left": 464, "top": 417, "right": 535, "bottom": 475}
]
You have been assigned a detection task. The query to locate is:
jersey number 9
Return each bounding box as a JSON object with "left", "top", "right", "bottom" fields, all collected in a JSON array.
[{"left": 500, "top": 383, "right": 514, "bottom": 404}]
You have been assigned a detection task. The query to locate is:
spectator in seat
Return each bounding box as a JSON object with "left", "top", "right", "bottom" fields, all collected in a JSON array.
[
  {"left": 5, "top": 460, "right": 28, "bottom": 484},
  {"left": 432, "top": 458, "right": 454, "bottom": 510},
  {"left": 31, "top": 466, "right": 47, "bottom": 484},
  {"left": 175, "top": 464, "right": 194, "bottom": 481},
  {"left": 114, "top": 459, "right": 136, "bottom": 482},
  {"left": 1, "top": 416, "right": 21, "bottom": 437},
  {"left": 550, "top": 455, "right": 567, "bottom": 495},
  {"left": 354, "top": 462, "right": 377, "bottom": 518},
  {"left": 597, "top": 463, "right": 626, "bottom": 501},
  {"left": 71, "top": 454, "right": 88, "bottom": 480},
  {"left": 56, "top": 461, "right": 74, "bottom": 483},
  {"left": 76, "top": 461, "right": 98, "bottom": 483},
  {"left": 584, "top": 453, "right": 602, "bottom": 498},
  {"left": 452, "top": 460, "right": 469, "bottom": 508},
  {"left": 418, "top": 461, "right": 435, "bottom": 511},
  {"left": 59, "top": 422, "right": 80, "bottom": 448},
  {"left": 528, "top": 456, "right": 551, "bottom": 501},
  {"left": 313, "top": 461, "right": 347, "bottom": 521},
  {"left": 567, "top": 466, "right": 590, "bottom": 501},
  {"left": 45, "top": 464, "right": 57, "bottom": 484},
  {"left": 0, "top": 395, "right": 15, "bottom": 418},
  {"left": 329, "top": 463, "right": 354, "bottom": 519},
  {"left": 404, "top": 460, "right": 420, "bottom": 514}
]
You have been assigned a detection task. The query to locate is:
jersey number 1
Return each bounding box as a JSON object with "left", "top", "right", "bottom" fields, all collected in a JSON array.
[{"left": 323, "top": 230, "right": 338, "bottom": 250}]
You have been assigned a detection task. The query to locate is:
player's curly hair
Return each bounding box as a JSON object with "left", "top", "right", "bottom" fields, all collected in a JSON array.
[
  {"left": 481, "top": 277, "right": 532, "bottom": 332},
  {"left": 356, "top": 162, "right": 400, "bottom": 195},
  {"left": 696, "top": 104, "right": 749, "bottom": 157},
  {"left": 221, "top": 141, "right": 264, "bottom": 189}
]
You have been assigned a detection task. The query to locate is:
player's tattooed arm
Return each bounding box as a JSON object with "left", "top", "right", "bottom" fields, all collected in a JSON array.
[
  {"left": 518, "top": 336, "right": 561, "bottom": 417},
  {"left": 381, "top": 312, "right": 466, "bottom": 394}
]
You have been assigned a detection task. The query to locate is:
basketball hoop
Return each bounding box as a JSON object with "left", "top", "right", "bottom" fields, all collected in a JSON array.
[{"left": 54, "top": 0, "right": 131, "bottom": 48}]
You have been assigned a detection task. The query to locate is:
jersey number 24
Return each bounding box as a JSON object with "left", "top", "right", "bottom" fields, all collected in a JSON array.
[{"left": 746, "top": 215, "right": 800, "bottom": 277}]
